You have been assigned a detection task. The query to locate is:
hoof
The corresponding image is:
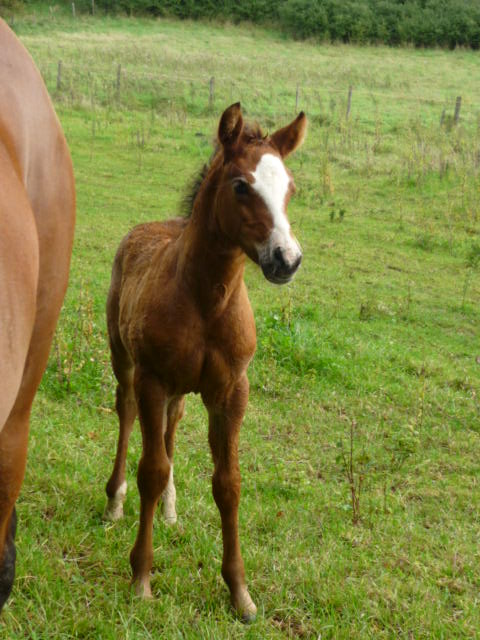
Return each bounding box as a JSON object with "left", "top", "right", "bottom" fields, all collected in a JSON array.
[
  {"left": 0, "top": 508, "right": 17, "bottom": 613},
  {"left": 232, "top": 588, "right": 257, "bottom": 624},
  {"left": 103, "top": 501, "right": 124, "bottom": 522},
  {"left": 161, "top": 502, "right": 177, "bottom": 525},
  {"left": 132, "top": 576, "right": 152, "bottom": 599},
  {"left": 103, "top": 481, "right": 127, "bottom": 521},
  {"left": 241, "top": 609, "right": 257, "bottom": 624}
]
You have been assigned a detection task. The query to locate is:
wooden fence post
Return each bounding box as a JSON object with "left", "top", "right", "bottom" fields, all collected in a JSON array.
[
  {"left": 91, "top": 0, "right": 95, "bottom": 15},
  {"left": 454, "top": 96, "right": 461, "bottom": 125},
  {"left": 346, "top": 85, "right": 353, "bottom": 120},
  {"left": 295, "top": 84, "right": 300, "bottom": 113},
  {"left": 209, "top": 77, "right": 215, "bottom": 110},
  {"left": 71, "top": 2, "right": 76, "bottom": 18},
  {"left": 116, "top": 64, "right": 121, "bottom": 96},
  {"left": 56, "top": 60, "right": 62, "bottom": 90}
]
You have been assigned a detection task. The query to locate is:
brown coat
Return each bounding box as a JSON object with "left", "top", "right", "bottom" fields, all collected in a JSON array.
[
  {"left": 104, "top": 103, "right": 306, "bottom": 621},
  {"left": 0, "top": 20, "right": 75, "bottom": 610}
]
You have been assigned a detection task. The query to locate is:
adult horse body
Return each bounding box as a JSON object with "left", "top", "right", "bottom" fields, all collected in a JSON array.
[
  {"left": 0, "top": 20, "right": 75, "bottom": 610},
  {"left": 104, "top": 103, "right": 306, "bottom": 621}
]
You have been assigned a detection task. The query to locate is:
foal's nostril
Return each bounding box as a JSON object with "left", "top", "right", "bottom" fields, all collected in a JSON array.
[
  {"left": 273, "top": 247, "right": 302, "bottom": 274},
  {"left": 273, "top": 247, "right": 285, "bottom": 266}
]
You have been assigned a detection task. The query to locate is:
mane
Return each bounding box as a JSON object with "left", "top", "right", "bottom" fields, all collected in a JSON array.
[
  {"left": 181, "top": 157, "right": 214, "bottom": 219},
  {"left": 181, "top": 121, "right": 266, "bottom": 218}
]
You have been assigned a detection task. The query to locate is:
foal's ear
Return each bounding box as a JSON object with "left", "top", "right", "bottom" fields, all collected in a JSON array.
[
  {"left": 270, "top": 112, "right": 307, "bottom": 158},
  {"left": 218, "top": 102, "right": 244, "bottom": 149}
]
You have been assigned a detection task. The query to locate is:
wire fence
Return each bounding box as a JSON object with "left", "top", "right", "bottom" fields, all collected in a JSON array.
[{"left": 37, "top": 58, "right": 480, "bottom": 131}]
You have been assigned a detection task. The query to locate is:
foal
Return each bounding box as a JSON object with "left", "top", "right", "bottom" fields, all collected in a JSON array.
[{"left": 104, "top": 103, "right": 306, "bottom": 621}]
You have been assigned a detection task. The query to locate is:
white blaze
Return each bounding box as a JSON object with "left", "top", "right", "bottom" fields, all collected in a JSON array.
[{"left": 251, "top": 153, "right": 300, "bottom": 265}]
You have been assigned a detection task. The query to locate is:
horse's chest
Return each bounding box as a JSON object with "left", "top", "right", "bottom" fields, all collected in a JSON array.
[
  {"left": 134, "top": 301, "right": 255, "bottom": 395},
  {"left": 201, "top": 309, "right": 257, "bottom": 391},
  {"left": 135, "top": 312, "right": 205, "bottom": 392}
]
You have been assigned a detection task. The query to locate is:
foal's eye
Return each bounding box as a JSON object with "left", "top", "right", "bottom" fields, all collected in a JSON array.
[{"left": 233, "top": 180, "right": 249, "bottom": 196}]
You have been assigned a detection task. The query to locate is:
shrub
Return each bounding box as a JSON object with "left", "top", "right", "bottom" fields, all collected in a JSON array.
[
  {"left": 279, "top": 0, "right": 328, "bottom": 40},
  {"left": 14, "top": 0, "right": 480, "bottom": 49},
  {"left": 0, "top": 0, "right": 23, "bottom": 15}
]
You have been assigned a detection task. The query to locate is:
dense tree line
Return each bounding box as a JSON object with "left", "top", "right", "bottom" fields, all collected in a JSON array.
[
  {"left": 279, "top": 0, "right": 480, "bottom": 48},
  {"left": 8, "top": 0, "right": 480, "bottom": 49}
]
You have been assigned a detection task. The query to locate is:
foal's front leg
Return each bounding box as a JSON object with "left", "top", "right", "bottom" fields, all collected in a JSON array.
[
  {"left": 204, "top": 374, "right": 257, "bottom": 622},
  {"left": 104, "top": 368, "right": 137, "bottom": 521},
  {"left": 130, "top": 369, "right": 170, "bottom": 598}
]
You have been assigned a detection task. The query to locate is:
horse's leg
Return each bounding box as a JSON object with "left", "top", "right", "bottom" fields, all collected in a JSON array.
[
  {"left": 204, "top": 375, "right": 257, "bottom": 622},
  {"left": 0, "top": 408, "right": 29, "bottom": 611},
  {"left": 0, "top": 285, "right": 63, "bottom": 612},
  {"left": 104, "top": 364, "right": 137, "bottom": 521},
  {"left": 161, "top": 396, "right": 185, "bottom": 525},
  {"left": 130, "top": 369, "right": 170, "bottom": 598}
]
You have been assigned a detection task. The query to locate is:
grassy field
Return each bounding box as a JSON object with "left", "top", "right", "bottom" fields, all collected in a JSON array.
[{"left": 1, "top": 7, "right": 480, "bottom": 639}]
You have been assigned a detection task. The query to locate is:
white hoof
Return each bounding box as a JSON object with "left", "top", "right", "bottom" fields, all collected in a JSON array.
[
  {"left": 103, "top": 481, "right": 127, "bottom": 521},
  {"left": 233, "top": 587, "right": 257, "bottom": 623},
  {"left": 133, "top": 576, "right": 152, "bottom": 599}
]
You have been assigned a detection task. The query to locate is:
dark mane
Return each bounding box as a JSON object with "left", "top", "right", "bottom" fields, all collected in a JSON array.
[
  {"left": 182, "top": 159, "right": 212, "bottom": 219},
  {"left": 182, "top": 121, "right": 266, "bottom": 218}
]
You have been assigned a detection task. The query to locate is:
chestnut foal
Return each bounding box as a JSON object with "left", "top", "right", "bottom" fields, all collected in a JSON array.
[{"left": 103, "top": 103, "right": 306, "bottom": 621}]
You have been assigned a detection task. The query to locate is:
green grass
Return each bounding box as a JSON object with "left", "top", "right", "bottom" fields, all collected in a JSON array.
[{"left": 1, "top": 8, "right": 480, "bottom": 639}]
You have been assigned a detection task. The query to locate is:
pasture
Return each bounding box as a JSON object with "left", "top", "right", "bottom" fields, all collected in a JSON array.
[{"left": 2, "top": 8, "right": 480, "bottom": 638}]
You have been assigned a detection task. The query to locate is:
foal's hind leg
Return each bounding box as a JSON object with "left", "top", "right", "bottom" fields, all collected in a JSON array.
[
  {"left": 130, "top": 368, "right": 170, "bottom": 598},
  {"left": 104, "top": 365, "right": 137, "bottom": 521},
  {"left": 161, "top": 396, "right": 185, "bottom": 525}
]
